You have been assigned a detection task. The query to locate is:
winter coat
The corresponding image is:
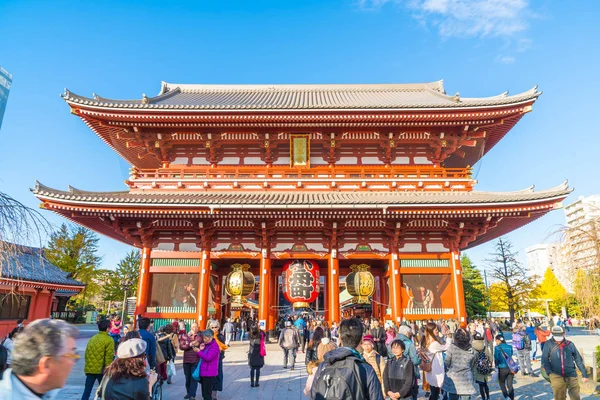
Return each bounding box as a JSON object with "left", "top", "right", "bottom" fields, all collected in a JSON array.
[
  {"left": 472, "top": 339, "right": 493, "bottom": 382},
  {"left": 441, "top": 344, "right": 476, "bottom": 395},
  {"left": 248, "top": 336, "right": 265, "bottom": 368},
  {"left": 84, "top": 331, "right": 115, "bottom": 375},
  {"left": 317, "top": 337, "right": 337, "bottom": 361},
  {"left": 542, "top": 338, "right": 588, "bottom": 378},
  {"left": 393, "top": 334, "right": 421, "bottom": 379},
  {"left": 98, "top": 374, "right": 150, "bottom": 400},
  {"left": 425, "top": 340, "right": 450, "bottom": 388},
  {"left": 157, "top": 333, "right": 176, "bottom": 362},
  {"left": 369, "top": 327, "right": 387, "bottom": 356},
  {"left": 197, "top": 339, "right": 220, "bottom": 377},
  {"left": 138, "top": 329, "right": 157, "bottom": 370},
  {"left": 383, "top": 355, "right": 415, "bottom": 399},
  {"left": 179, "top": 332, "right": 201, "bottom": 364},
  {"left": 362, "top": 350, "right": 386, "bottom": 394},
  {"left": 534, "top": 327, "right": 551, "bottom": 343},
  {"left": 0, "top": 369, "right": 60, "bottom": 399},
  {"left": 493, "top": 342, "right": 513, "bottom": 369},
  {"left": 278, "top": 327, "right": 299, "bottom": 349},
  {"left": 309, "top": 346, "right": 385, "bottom": 400}
]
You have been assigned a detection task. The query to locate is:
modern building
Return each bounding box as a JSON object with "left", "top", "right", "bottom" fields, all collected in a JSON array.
[
  {"left": 0, "top": 242, "right": 85, "bottom": 337},
  {"left": 33, "top": 80, "right": 570, "bottom": 331},
  {"left": 525, "top": 243, "right": 558, "bottom": 281},
  {"left": 0, "top": 66, "right": 12, "bottom": 130}
]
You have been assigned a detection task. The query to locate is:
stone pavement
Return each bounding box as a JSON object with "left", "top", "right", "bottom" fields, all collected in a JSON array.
[{"left": 58, "top": 332, "right": 600, "bottom": 400}]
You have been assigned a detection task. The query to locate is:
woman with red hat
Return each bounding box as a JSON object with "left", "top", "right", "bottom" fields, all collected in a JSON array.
[{"left": 362, "top": 334, "right": 386, "bottom": 397}]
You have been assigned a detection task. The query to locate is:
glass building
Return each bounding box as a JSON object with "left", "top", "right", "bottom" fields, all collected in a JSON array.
[{"left": 0, "top": 66, "right": 13, "bottom": 130}]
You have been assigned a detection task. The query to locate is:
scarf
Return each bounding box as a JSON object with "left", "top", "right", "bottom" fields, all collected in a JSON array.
[{"left": 215, "top": 336, "right": 228, "bottom": 351}]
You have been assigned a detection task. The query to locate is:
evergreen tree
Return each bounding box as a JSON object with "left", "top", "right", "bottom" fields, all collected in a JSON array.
[
  {"left": 45, "top": 223, "right": 102, "bottom": 304},
  {"left": 102, "top": 250, "right": 141, "bottom": 302},
  {"left": 461, "top": 254, "right": 489, "bottom": 318}
]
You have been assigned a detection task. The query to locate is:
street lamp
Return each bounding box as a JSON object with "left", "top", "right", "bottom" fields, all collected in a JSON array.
[{"left": 120, "top": 278, "right": 133, "bottom": 323}]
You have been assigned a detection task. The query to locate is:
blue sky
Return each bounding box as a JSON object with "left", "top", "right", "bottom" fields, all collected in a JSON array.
[{"left": 1, "top": 0, "right": 598, "bottom": 274}]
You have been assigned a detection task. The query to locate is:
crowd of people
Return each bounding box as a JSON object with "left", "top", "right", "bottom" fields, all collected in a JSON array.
[{"left": 0, "top": 313, "right": 594, "bottom": 400}]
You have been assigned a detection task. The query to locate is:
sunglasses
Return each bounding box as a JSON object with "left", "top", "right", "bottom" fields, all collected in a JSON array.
[{"left": 59, "top": 349, "right": 81, "bottom": 363}]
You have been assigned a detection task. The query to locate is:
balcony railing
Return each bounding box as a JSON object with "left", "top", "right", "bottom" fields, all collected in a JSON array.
[
  {"left": 146, "top": 306, "right": 196, "bottom": 314},
  {"left": 403, "top": 308, "right": 454, "bottom": 315}
]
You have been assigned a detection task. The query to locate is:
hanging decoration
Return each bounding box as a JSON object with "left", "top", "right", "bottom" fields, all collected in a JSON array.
[
  {"left": 224, "top": 263, "right": 255, "bottom": 303},
  {"left": 282, "top": 259, "right": 320, "bottom": 308},
  {"left": 345, "top": 264, "right": 375, "bottom": 304}
]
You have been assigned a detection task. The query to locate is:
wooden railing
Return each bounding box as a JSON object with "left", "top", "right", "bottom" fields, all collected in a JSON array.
[
  {"left": 131, "top": 166, "right": 472, "bottom": 181},
  {"left": 403, "top": 308, "right": 454, "bottom": 315}
]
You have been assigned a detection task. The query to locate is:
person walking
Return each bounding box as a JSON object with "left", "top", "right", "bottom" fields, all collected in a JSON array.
[
  {"left": 96, "top": 338, "right": 158, "bottom": 399},
  {"left": 420, "top": 322, "right": 449, "bottom": 400},
  {"left": 441, "top": 329, "right": 476, "bottom": 400},
  {"left": 494, "top": 334, "right": 516, "bottom": 400},
  {"left": 193, "top": 329, "right": 221, "bottom": 400},
  {"left": 279, "top": 320, "right": 300, "bottom": 370},
  {"left": 180, "top": 322, "right": 202, "bottom": 400},
  {"left": 294, "top": 315, "right": 307, "bottom": 353},
  {"left": 109, "top": 315, "right": 122, "bottom": 350},
  {"left": 542, "top": 326, "right": 588, "bottom": 400},
  {"left": 306, "top": 327, "right": 324, "bottom": 365},
  {"left": 3, "top": 328, "right": 18, "bottom": 369},
  {"left": 223, "top": 319, "right": 235, "bottom": 346},
  {"left": 370, "top": 319, "right": 388, "bottom": 358},
  {"left": 156, "top": 326, "right": 176, "bottom": 384},
  {"left": 472, "top": 333, "right": 493, "bottom": 400},
  {"left": 165, "top": 324, "right": 179, "bottom": 384},
  {"left": 81, "top": 319, "right": 115, "bottom": 400},
  {"left": 361, "top": 335, "right": 387, "bottom": 397},
  {"left": 525, "top": 322, "right": 537, "bottom": 362},
  {"left": 309, "top": 317, "right": 384, "bottom": 400},
  {"left": 239, "top": 318, "right": 247, "bottom": 341},
  {"left": 512, "top": 324, "right": 535, "bottom": 377},
  {"left": 0, "top": 319, "right": 79, "bottom": 399},
  {"left": 137, "top": 318, "right": 157, "bottom": 371},
  {"left": 534, "top": 324, "right": 551, "bottom": 353},
  {"left": 248, "top": 325, "right": 265, "bottom": 387},
  {"left": 383, "top": 340, "right": 416, "bottom": 400}
]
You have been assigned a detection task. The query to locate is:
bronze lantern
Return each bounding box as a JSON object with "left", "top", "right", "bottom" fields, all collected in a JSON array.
[
  {"left": 345, "top": 264, "right": 375, "bottom": 304},
  {"left": 225, "top": 263, "right": 255, "bottom": 303}
]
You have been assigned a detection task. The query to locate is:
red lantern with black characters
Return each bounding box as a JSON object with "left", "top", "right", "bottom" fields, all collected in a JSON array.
[{"left": 282, "top": 260, "right": 320, "bottom": 309}]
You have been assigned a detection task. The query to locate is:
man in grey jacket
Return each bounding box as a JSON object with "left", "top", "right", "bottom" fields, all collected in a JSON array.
[{"left": 279, "top": 321, "right": 300, "bottom": 370}]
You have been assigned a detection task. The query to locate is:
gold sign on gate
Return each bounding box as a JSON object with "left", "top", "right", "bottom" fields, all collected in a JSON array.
[
  {"left": 346, "top": 264, "right": 375, "bottom": 304},
  {"left": 290, "top": 134, "right": 310, "bottom": 168}
]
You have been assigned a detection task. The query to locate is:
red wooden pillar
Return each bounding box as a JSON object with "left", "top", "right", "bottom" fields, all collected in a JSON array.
[
  {"left": 134, "top": 246, "right": 151, "bottom": 325},
  {"left": 328, "top": 253, "right": 340, "bottom": 324},
  {"left": 268, "top": 272, "right": 278, "bottom": 336},
  {"left": 46, "top": 290, "right": 55, "bottom": 317},
  {"left": 389, "top": 251, "right": 402, "bottom": 324},
  {"left": 379, "top": 275, "right": 387, "bottom": 322},
  {"left": 197, "top": 250, "right": 211, "bottom": 329},
  {"left": 258, "top": 250, "right": 271, "bottom": 332},
  {"left": 214, "top": 273, "right": 223, "bottom": 322},
  {"left": 450, "top": 250, "right": 467, "bottom": 327}
]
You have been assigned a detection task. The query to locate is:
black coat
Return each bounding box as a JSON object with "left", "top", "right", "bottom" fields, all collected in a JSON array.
[
  {"left": 383, "top": 355, "right": 415, "bottom": 398},
  {"left": 248, "top": 337, "right": 264, "bottom": 368}
]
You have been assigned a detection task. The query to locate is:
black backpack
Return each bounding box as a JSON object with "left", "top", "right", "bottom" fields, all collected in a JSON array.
[
  {"left": 476, "top": 350, "right": 493, "bottom": 375},
  {"left": 312, "top": 357, "right": 368, "bottom": 400}
]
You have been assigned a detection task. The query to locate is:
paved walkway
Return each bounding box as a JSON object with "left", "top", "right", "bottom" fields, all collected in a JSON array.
[{"left": 59, "top": 334, "right": 599, "bottom": 399}]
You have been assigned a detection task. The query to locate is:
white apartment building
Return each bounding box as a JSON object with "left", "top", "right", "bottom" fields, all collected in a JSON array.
[{"left": 526, "top": 243, "right": 558, "bottom": 281}]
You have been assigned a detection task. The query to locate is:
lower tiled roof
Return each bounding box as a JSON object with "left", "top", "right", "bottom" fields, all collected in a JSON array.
[{"left": 32, "top": 182, "right": 571, "bottom": 208}]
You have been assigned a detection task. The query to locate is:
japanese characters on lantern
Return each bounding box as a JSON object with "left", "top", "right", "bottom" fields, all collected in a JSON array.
[
  {"left": 282, "top": 259, "right": 320, "bottom": 308},
  {"left": 225, "top": 263, "right": 255, "bottom": 304},
  {"left": 346, "top": 264, "right": 375, "bottom": 304}
]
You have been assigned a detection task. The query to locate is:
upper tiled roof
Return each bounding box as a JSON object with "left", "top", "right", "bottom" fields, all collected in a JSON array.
[
  {"left": 32, "top": 181, "right": 570, "bottom": 208},
  {"left": 62, "top": 81, "right": 541, "bottom": 111},
  {"left": 0, "top": 243, "right": 86, "bottom": 287}
]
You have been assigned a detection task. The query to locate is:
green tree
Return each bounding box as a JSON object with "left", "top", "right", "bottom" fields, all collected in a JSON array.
[
  {"left": 102, "top": 250, "right": 141, "bottom": 301},
  {"left": 461, "top": 254, "right": 489, "bottom": 318},
  {"left": 485, "top": 237, "right": 537, "bottom": 324},
  {"left": 45, "top": 223, "right": 102, "bottom": 304},
  {"left": 536, "top": 268, "right": 568, "bottom": 315}
]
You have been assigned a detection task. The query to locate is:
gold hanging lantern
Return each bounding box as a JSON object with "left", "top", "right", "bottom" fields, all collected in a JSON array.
[
  {"left": 225, "top": 263, "right": 255, "bottom": 303},
  {"left": 345, "top": 264, "right": 375, "bottom": 304}
]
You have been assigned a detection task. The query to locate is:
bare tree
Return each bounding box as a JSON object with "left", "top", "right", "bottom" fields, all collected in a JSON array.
[
  {"left": 0, "top": 191, "right": 52, "bottom": 274},
  {"left": 485, "top": 237, "right": 538, "bottom": 325}
]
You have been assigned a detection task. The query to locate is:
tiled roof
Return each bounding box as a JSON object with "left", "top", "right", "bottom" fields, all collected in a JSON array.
[
  {"left": 62, "top": 81, "right": 540, "bottom": 111},
  {"left": 32, "top": 181, "right": 570, "bottom": 208},
  {"left": 0, "top": 243, "right": 86, "bottom": 287}
]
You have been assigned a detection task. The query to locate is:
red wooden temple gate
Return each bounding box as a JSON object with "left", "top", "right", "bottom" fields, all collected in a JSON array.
[{"left": 34, "top": 81, "right": 569, "bottom": 330}]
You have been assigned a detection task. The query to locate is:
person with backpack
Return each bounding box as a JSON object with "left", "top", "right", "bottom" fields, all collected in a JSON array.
[
  {"left": 494, "top": 335, "right": 516, "bottom": 400},
  {"left": 279, "top": 320, "right": 300, "bottom": 370},
  {"left": 441, "top": 329, "right": 476, "bottom": 400},
  {"left": 383, "top": 339, "right": 416, "bottom": 400},
  {"left": 361, "top": 335, "right": 386, "bottom": 397},
  {"left": 542, "top": 326, "right": 588, "bottom": 400},
  {"left": 247, "top": 324, "right": 265, "bottom": 387},
  {"left": 420, "top": 322, "right": 449, "bottom": 400},
  {"left": 472, "top": 333, "right": 493, "bottom": 400},
  {"left": 525, "top": 322, "right": 537, "bottom": 362},
  {"left": 512, "top": 325, "right": 536, "bottom": 377},
  {"left": 309, "top": 317, "right": 384, "bottom": 400}
]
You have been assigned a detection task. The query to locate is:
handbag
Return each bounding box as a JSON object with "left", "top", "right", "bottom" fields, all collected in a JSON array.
[
  {"left": 260, "top": 333, "right": 267, "bottom": 357},
  {"left": 192, "top": 360, "right": 202, "bottom": 381},
  {"left": 499, "top": 346, "right": 519, "bottom": 374}
]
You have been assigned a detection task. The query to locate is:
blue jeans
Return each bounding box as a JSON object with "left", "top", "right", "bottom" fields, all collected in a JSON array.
[
  {"left": 530, "top": 339, "right": 537, "bottom": 360},
  {"left": 239, "top": 329, "right": 246, "bottom": 341},
  {"left": 81, "top": 373, "right": 103, "bottom": 400}
]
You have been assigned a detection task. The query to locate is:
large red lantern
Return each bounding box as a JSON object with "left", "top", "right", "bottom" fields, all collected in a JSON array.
[{"left": 282, "top": 260, "right": 320, "bottom": 309}]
